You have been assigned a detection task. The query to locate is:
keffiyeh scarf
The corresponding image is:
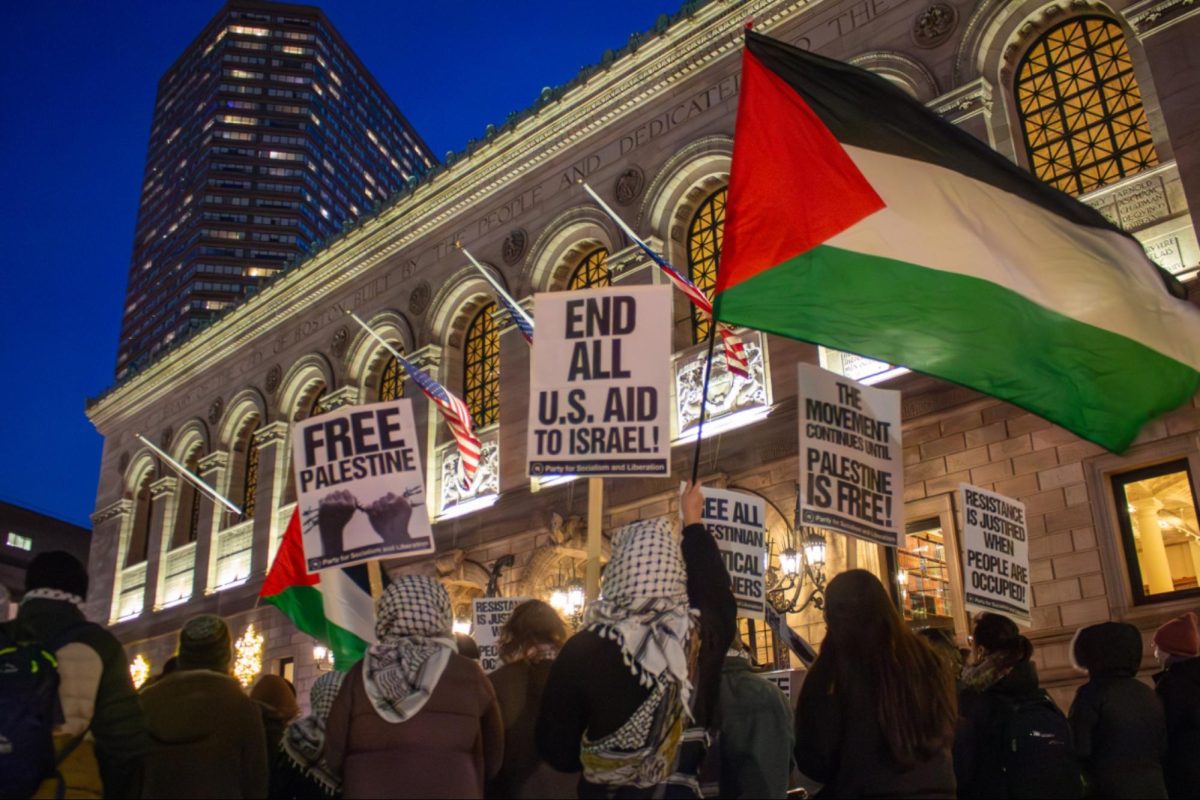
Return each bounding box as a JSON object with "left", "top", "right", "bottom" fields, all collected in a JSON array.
[
  {"left": 362, "top": 575, "right": 457, "bottom": 723},
  {"left": 282, "top": 670, "right": 345, "bottom": 795},
  {"left": 21, "top": 588, "right": 84, "bottom": 608},
  {"left": 585, "top": 517, "right": 698, "bottom": 711}
]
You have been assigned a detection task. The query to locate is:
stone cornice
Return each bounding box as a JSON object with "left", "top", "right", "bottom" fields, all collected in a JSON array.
[
  {"left": 149, "top": 476, "right": 178, "bottom": 499},
  {"left": 196, "top": 451, "right": 230, "bottom": 472},
  {"left": 91, "top": 498, "right": 132, "bottom": 526},
  {"left": 85, "top": 0, "right": 805, "bottom": 432},
  {"left": 251, "top": 421, "right": 290, "bottom": 447},
  {"left": 931, "top": 77, "right": 993, "bottom": 121},
  {"left": 321, "top": 385, "right": 360, "bottom": 410},
  {"left": 1124, "top": 0, "right": 1198, "bottom": 34}
]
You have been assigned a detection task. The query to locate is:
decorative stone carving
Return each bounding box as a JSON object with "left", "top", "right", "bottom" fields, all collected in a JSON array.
[
  {"left": 92, "top": 498, "right": 132, "bottom": 525},
  {"left": 439, "top": 440, "right": 500, "bottom": 514},
  {"left": 1128, "top": 0, "right": 1196, "bottom": 34},
  {"left": 549, "top": 512, "right": 584, "bottom": 547},
  {"left": 614, "top": 166, "right": 646, "bottom": 206},
  {"left": 912, "top": 3, "right": 958, "bottom": 48},
  {"left": 675, "top": 331, "right": 770, "bottom": 437},
  {"left": 251, "top": 422, "right": 289, "bottom": 447},
  {"left": 160, "top": 427, "right": 173, "bottom": 449},
  {"left": 265, "top": 364, "right": 282, "bottom": 395},
  {"left": 409, "top": 281, "right": 432, "bottom": 316},
  {"left": 196, "top": 451, "right": 229, "bottom": 472},
  {"left": 330, "top": 326, "right": 349, "bottom": 358},
  {"left": 502, "top": 228, "right": 528, "bottom": 265},
  {"left": 208, "top": 397, "right": 224, "bottom": 426}
]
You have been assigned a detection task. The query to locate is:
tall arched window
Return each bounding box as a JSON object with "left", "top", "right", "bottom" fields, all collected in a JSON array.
[
  {"left": 126, "top": 472, "right": 155, "bottom": 567},
  {"left": 172, "top": 453, "right": 203, "bottom": 547},
  {"left": 569, "top": 248, "right": 612, "bottom": 289},
  {"left": 464, "top": 303, "right": 500, "bottom": 426},
  {"left": 242, "top": 426, "right": 260, "bottom": 520},
  {"left": 687, "top": 189, "right": 725, "bottom": 343},
  {"left": 1016, "top": 16, "right": 1158, "bottom": 196},
  {"left": 379, "top": 353, "right": 404, "bottom": 401}
]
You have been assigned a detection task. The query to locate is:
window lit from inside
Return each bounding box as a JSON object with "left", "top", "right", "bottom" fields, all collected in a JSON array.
[
  {"left": 569, "top": 248, "right": 612, "bottom": 289},
  {"left": 6, "top": 532, "right": 32, "bottom": 551},
  {"left": 687, "top": 189, "right": 724, "bottom": 343},
  {"left": 736, "top": 617, "right": 778, "bottom": 669},
  {"left": 464, "top": 304, "right": 500, "bottom": 427},
  {"left": 897, "top": 520, "right": 955, "bottom": 628},
  {"left": 379, "top": 353, "right": 404, "bottom": 401},
  {"left": 1113, "top": 460, "right": 1200, "bottom": 602}
]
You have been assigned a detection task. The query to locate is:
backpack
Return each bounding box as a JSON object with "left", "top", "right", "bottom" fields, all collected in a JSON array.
[
  {"left": 999, "top": 691, "right": 1082, "bottom": 799},
  {"left": 0, "top": 622, "right": 90, "bottom": 800}
]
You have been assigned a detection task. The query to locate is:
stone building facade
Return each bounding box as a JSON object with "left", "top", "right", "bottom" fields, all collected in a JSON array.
[{"left": 86, "top": 0, "right": 1200, "bottom": 707}]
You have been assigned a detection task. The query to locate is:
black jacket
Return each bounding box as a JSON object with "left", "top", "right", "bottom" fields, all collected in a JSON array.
[
  {"left": 794, "top": 655, "right": 956, "bottom": 798},
  {"left": 954, "top": 659, "right": 1043, "bottom": 799},
  {"left": 1154, "top": 657, "right": 1200, "bottom": 800},
  {"left": 536, "top": 522, "right": 737, "bottom": 798},
  {"left": 1069, "top": 623, "right": 1167, "bottom": 799}
]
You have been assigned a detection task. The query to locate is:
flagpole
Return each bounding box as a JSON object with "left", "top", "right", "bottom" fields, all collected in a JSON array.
[
  {"left": 456, "top": 243, "right": 536, "bottom": 332},
  {"left": 586, "top": 478, "right": 603, "bottom": 603},
  {"left": 691, "top": 322, "right": 718, "bottom": 485},
  {"left": 345, "top": 309, "right": 405, "bottom": 362},
  {"left": 135, "top": 433, "right": 243, "bottom": 516}
]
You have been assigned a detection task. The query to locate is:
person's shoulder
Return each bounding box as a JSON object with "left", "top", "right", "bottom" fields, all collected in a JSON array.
[{"left": 730, "top": 669, "right": 790, "bottom": 710}]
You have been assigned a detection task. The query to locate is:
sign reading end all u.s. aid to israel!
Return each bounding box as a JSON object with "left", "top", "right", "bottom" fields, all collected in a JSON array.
[
  {"left": 798, "top": 363, "right": 903, "bottom": 548},
  {"left": 527, "top": 284, "right": 672, "bottom": 477},
  {"left": 291, "top": 399, "right": 435, "bottom": 573},
  {"left": 960, "top": 484, "right": 1031, "bottom": 626}
]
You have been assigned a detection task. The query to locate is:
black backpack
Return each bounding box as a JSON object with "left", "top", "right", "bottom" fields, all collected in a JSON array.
[
  {"left": 999, "top": 691, "right": 1082, "bottom": 799},
  {"left": 0, "top": 622, "right": 90, "bottom": 800}
]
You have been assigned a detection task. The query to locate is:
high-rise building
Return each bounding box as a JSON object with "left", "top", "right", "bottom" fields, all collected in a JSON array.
[{"left": 116, "top": 0, "right": 435, "bottom": 379}]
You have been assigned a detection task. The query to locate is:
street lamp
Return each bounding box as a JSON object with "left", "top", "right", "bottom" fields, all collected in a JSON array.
[
  {"left": 765, "top": 484, "right": 828, "bottom": 615},
  {"left": 313, "top": 642, "right": 333, "bottom": 671}
]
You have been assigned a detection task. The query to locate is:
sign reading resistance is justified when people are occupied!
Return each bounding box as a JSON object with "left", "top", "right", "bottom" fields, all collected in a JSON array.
[
  {"left": 527, "top": 285, "right": 671, "bottom": 477},
  {"left": 960, "top": 483, "right": 1031, "bottom": 626}
]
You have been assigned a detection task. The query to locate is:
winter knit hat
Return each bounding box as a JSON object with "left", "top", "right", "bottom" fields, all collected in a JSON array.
[
  {"left": 177, "top": 614, "right": 233, "bottom": 672},
  {"left": 1153, "top": 612, "right": 1200, "bottom": 658}
]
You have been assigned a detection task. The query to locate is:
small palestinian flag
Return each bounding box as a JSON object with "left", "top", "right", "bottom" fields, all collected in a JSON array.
[
  {"left": 716, "top": 31, "right": 1200, "bottom": 452},
  {"left": 261, "top": 508, "right": 374, "bottom": 669}
]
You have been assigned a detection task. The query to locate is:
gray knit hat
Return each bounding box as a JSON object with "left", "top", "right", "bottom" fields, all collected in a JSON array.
[{"left": 177, "top": 614, "right": 233, "bottom": 672}]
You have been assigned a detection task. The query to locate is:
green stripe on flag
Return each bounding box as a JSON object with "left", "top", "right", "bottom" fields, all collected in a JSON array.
[
  {"left": 716, "top": 244, "right": 1200, "bottom": 452},
  {"left": 265, "top": 585, "right": 368, "bottom": 670}
]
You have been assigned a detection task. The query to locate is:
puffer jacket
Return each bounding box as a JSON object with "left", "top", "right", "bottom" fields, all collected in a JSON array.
[
  {"left": 1154, "top": 656, "right": 1200, "bottom": 800},
  {"left": 1069, "top": 622, "right": 1167, "bottom": 799}
]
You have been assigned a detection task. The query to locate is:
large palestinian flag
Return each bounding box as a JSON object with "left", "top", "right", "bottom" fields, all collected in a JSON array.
[
  {"left": 260, "top": 509, "right": 374, "bottom": 669},
  {"left": 716, "top": 31, "right": 1200, "bottom": 452}
]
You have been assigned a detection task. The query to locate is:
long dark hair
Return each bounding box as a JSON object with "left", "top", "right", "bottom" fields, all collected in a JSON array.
[
  {"left": 812, "top": 570, "right": 957, "bottom": 769},
  {"left": 498, "top": 599, "right": 568, "bottom": 664}
]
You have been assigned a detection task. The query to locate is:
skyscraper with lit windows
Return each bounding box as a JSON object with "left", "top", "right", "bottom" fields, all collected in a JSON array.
[{"left": 116, "top": 0, "right": 435, "bottom": 379}]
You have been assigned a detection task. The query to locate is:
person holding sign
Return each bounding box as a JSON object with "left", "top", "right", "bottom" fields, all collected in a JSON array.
[
  {"left": 793, "top": 570, "right": 956, "bottom": 798},
  {"left": 324, "top": 576, "right": 503, "bottom": 799},
  {"left": 536, "top": 483, "right": 736, "bottom": 798}
]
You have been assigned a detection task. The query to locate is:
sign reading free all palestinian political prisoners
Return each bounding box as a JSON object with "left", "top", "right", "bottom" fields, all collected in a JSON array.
[
  {"left": 473, "top": 596, "right": 530, "bottom": 673},
  {"left": 960, "top": 484, "right": 1031, "bottom": 626},
  {"left": 527, "top": 285, "right": 671, "bottom": 477},
  {"left": 798, "top": 364, "right": 903, "bottom": 548},
  {"left": 700, "top": 487, "right": 767, "bottom": 620},
  {"left": 292, "top": 399, "right": 434, "bottom": 573}
]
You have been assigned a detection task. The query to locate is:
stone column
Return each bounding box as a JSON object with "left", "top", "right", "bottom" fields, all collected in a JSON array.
[
  {"left": 88, "top": 499, "right": 132, "bottom": 624},
  {"left": 1129, "top": 3, "right": 1200, "bottom": 234},
  {"left": 145, "top": 476, "right": 178, "bottom": 612},
  {"left": 250, "top": 421, "right": 291, "bottom": 578},
  {"left": 1134, "top": 497, "right": 1174, "bottom": 595},
  {"left": 194, "top": 451, "right": 229, "bottom": 596}
]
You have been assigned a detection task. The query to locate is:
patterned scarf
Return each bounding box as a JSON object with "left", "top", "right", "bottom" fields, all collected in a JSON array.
[
  {"left": 586, "top": 517, "right": 697, "bottom": 711},
  {"left": 281, "top": 670, "right": 346, "bottom": 795},
  {"left": 961, "top": 650, "right": 1020, "bottom": 692},
  {"left": 22, "top": 588, "right": 84, "bottom": 608},
  {"left": 362, "top": 575, "right": 456, "bottom": 723}
]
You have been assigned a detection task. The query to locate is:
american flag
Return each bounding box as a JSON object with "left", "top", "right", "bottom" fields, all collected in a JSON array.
[
  {"left": 493, "top": 289, "right": 534, "bottom": 345},
  {"left": 390, "top": 351, "right": 482, "bottom": 483},
  {"left": 579, "top": 183, "right": 750, "bottom": 379}
]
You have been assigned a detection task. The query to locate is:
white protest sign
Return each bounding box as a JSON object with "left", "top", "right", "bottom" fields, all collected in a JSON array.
[
  {"left": 700, "top": 487, "right": 767, "bottom": 621},
  {"left": 798, "top": 364, "right": 903, "bottom": 547},
  {"left": 291, "top": 399, "right": 433, "bottom": 572},
  {"left": 527, "top": 285, "right": 671, "bottom": 477},
  {"left": 960, "top": 484, "right": 1031, "bottom": 626},
  {"left": 473, "top": 596, "right": 530, "bottom": 673}
]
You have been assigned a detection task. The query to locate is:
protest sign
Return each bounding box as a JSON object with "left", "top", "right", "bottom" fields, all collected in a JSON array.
[
  {"left": 527, "top": 285, "right": 671, "bottom": 477},
  {"left": 960, "top": 484, "right": 1031, "bottom": 626},
  {"left": 291, "top": 399, "right": 434, "bottom": 573},
  {"left": 798, "top": 364, "right": 903, "bottom": 547},
  {"left": 699, "top": 486, "right": 767, "bottom": 620},
  {"left": 473, "top": 596, "right": 530, "bottom": 673}
]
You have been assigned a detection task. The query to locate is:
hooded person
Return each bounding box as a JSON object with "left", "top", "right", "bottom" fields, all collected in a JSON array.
[
  {"left": 324, "top": 575, "right": 503, "bottom": 799},
  {"left": 1069, "top": 622, "right": 1167, "bottom": 799},
  {"left": 536, "top": 482, "right": 737, "bottom": 799},
  {"left": 1, "top": 550, "right": 148, "bottom": 799},
  {"left": 1152, "top": 612, "right": 1200, "bottom": 800},
  {"left": 138, "top": 615, "right": 270, "bottom": 799},
  {"left": 270, "top": 670, "right": 346, "bottom": 800},
  {"left": 252, "top": 674, "right": 301, "bottom": 755}
]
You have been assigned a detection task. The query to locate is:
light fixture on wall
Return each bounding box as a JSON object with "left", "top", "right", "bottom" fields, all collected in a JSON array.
[
  {"left": 234, "top": 623, "right": 264, "bottom": 688},
  {"left": 549, "top": 562, "right": 586, "bottom": 626},
  {"left": 452, "top": 618, "right": 472, "bottom": 636},
  {"left": 764, "top": 484, "right": 828, "bottom": 615},
  {"left": 313, "top": 641, "right": 333, "bottom": 671}
]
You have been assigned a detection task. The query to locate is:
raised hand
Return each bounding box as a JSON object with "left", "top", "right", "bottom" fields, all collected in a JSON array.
[
  {"left": 317, "top": 490, "right": 358, "bottom": 557},
  {"left": 365, "top": 492, "right": 415, "bottom": 546}
]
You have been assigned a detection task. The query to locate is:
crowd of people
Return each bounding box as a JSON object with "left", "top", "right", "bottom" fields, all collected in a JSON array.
[{"left": 4, "top": 486, "right": 1200, "bottom": 799}]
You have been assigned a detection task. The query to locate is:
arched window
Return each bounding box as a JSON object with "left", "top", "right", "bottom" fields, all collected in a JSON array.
[
  {"left": 464, "top": 303, "right": 500, "bottom": 426},
  {"left": 687, "top": 189, "right": 725, "bottom": 343},
  {"left": 242, "top": 426, "right": 260, "bottom": 520},
  {"left": 1016, "top": 16, "right": 1158, "bottom": 196},
  {"left": 569, "top": 248, "right": 612, "bottom": 289},
  {"left": 379, "top": 353, "right": 404, "bottom": 401},
  {"left": 172, "top": 453, "right": 203, "bottom": 547},
  {"left": 127, "top": 472, "right": 155, "bottom": 567}
]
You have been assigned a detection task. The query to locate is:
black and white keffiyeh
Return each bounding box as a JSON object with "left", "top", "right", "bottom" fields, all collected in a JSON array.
[
  {"left": 362, "top": 575, "right": 456, "bottom": 723},
  {"left": 281, "top": 670, "right": 346, "bottom": 795},
  {"left": 585, "top": 517, "right": 697, "bottom": 710},
  {"left": 22, "top": 588, "right": 84, "bottom": 608}
]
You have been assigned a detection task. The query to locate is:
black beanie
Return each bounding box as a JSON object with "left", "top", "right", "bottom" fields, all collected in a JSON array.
[{"left": 25, "top": 551, "right": 89, "bottom": 599}]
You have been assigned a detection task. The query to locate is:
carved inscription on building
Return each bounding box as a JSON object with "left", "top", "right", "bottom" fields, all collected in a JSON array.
[
  {"left": 1144, "top": 235, "right": 1185, "bottom": 274},
  {"left": 791, "top": 0, "right": 907, "bottom": 51},
  {"left": 1113, "top": 178, "right": 1169, "bottom": 231}
]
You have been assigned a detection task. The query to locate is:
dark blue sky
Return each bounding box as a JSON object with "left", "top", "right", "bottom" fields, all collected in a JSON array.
[{"left": 0, "top": 0, "right": 683, "bottom": 527}]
